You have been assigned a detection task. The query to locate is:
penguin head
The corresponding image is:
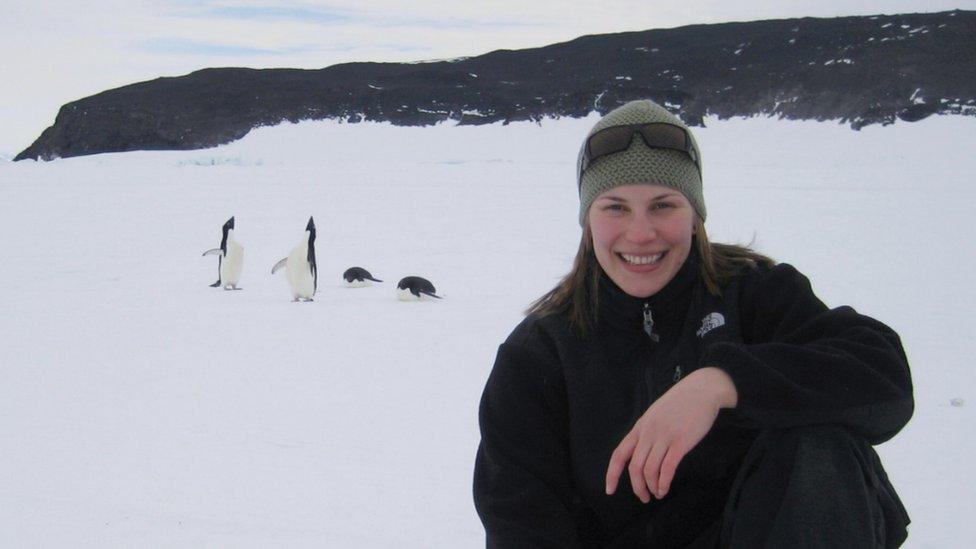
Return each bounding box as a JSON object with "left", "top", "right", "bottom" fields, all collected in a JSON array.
[
  {"left": 305, "top": 217, "right": 317, "bottom": 267},
  {"left": 343, "top": 267, "right": 362, "bottom": 283},
  {"left": 220, "top": 216, "right": 234, "bottom": 250},
  {"left": 305, "top": 217, "right": 316, "bottom": 243}
]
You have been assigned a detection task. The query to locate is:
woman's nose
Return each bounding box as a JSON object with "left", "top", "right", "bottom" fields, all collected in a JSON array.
[{"left": 624, "top": 214, "right": 656, "bottom": 242}]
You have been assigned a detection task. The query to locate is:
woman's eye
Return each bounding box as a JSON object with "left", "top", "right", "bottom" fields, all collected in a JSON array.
[
  {"left": 652, "top": 202, "right": 674, "bottom": 211},
  {"left": 604, "top": 204, "right": 626, "bottom": 212}
]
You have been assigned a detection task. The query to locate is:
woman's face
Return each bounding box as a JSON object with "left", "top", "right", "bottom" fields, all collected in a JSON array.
[{"left": 588, "top": 183, "right": 696, "bottom": 298}]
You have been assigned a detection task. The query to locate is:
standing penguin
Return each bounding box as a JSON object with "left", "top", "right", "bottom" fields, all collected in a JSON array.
[
  {"left": 271, "top": 217, "right": 317, "bottom": 301},
  {"left": 202, "top": 216, "right": 244, "bottom": 290}
]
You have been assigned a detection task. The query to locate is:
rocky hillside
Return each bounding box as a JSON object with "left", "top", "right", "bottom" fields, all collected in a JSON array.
[{"left": 16, "top": 9, "right": 975, "bottom": 161}]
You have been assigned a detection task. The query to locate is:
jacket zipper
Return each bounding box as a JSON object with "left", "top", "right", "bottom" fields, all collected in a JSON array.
[{"left": 643, "top": 303, "right": 660, "bottom": 342}]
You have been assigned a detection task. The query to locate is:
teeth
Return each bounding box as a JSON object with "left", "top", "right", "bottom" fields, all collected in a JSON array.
[{"left": 621, "top": 253, "right": 663, "bottom": 265}]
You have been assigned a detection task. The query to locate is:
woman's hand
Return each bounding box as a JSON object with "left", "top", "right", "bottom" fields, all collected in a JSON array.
[{"left": 605, "top": 367, "right": 738, "bottom": 503}]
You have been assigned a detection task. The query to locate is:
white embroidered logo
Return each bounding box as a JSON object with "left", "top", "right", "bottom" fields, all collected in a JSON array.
[{"left": 696, "top": 312, "right": 726, "bottom": 337}]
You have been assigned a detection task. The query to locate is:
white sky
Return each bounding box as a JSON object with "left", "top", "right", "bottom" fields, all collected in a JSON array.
[{"left": 2, "top": 1, "right": 973, "bottom": 156}]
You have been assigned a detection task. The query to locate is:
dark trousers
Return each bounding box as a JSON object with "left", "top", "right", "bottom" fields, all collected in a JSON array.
[
  {"left": 705, "top": 425, "right": 910, "bottom": 548},
  {"left": 611, "top": 425, "right": 911, "bottom": 548}
]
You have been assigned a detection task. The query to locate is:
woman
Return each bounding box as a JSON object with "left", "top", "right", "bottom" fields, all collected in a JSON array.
[{"left": 473, "top": 100, "right": 912, "bottom": 548}]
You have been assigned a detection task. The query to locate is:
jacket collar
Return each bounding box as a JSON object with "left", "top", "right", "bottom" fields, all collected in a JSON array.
[{"left": 595, "top": 248, "right": 699, "bottom": 333}]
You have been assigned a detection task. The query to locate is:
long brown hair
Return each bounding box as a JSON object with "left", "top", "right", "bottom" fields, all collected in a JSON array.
[{"left": 527, "top": 217, "right": 773, "bottom": 335}]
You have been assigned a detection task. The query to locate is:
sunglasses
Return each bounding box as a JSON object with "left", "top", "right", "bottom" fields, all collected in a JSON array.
[{"left": 579, "top": 122, "right": 700, "bottom": 180}]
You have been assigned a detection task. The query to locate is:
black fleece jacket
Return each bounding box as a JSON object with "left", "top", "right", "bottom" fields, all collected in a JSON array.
[{"left": 473, "top": 254, "right": 913, "bottom": 548}]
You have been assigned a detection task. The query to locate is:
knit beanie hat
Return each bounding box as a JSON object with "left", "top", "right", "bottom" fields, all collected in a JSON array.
[{"left": 577, "top": 100, "right": 705, "bottom": 225}]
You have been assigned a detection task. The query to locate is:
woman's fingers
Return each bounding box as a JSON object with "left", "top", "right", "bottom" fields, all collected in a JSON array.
[
  {"left": 643, "top": 439, "right": 669, "bottom": 498},
  {"left": 627, "top": 439, "right": 654, "bottom": 503},
  {"left": 605, "top": 431, "right": 637, "bottom": 495},
  {"left": 657, "top": 444, "right": 686, "bottom": 498},
  {"left": 604, "top": 370, "right": 730, "bottom": 503}
]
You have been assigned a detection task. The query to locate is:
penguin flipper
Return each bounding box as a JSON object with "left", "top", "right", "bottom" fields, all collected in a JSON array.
[
  {"left": 367, "top": 276, "right": 383, "bottom": 283},
  {"left": 420, "top": 290, "right": 442, "bottom": 299},
  {"left": 271, "top": 257, "right": 288, "bottom": 274},
  {"left": 202, "top": 248, "right": 223, "bottom": 257},
  {"left": 209, "top": 280, "right": 222, "bottom": 287}
]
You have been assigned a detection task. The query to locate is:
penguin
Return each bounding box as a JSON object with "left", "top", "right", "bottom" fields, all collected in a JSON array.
[
  {"left": 202, "top": 216, "right": 243, "bottom": 290},
  {"left": 343, "top": 266, "right": 382, "bottom": 287},
  {"left": 396, "top": 276, "right": 442, "bottom": 300},
  {"left": 271, "top": 217, "right": 317, "bottom": 301}
]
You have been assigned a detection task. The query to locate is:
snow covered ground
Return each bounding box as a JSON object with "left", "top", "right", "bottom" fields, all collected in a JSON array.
[{"left": 1, "top": 113, "right": 973, "bottom": 547}]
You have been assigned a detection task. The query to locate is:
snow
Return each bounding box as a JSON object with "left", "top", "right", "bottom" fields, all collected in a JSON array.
[{"left": 2, "top": 113, "right": 976, "bottom": 546}]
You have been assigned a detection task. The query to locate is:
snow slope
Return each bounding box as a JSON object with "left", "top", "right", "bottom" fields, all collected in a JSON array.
[{"left": 1, "top": 114, "right": 973, "bottom": 546}]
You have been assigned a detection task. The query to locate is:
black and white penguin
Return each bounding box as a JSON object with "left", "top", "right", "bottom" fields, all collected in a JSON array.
[
  {"left": 271, "top": 217, "right": 317, "bottom": 301},
  {"left": 396, "top": 276, "right": 441, "bottom": 300},
  {"left": 202, "top": 216, "right": 243, "bottom": 290},
  {"left": 343, "top": 266, "right": 382, "bottom": 287}
]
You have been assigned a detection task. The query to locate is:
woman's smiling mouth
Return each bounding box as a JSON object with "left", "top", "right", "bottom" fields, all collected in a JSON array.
[{"left": 618, "top": 251, "right": 667, "bottom": 266}]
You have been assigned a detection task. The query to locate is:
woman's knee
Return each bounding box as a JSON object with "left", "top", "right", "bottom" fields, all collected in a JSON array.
[
  {"left": 724, "top": 426, "right": 897, "bottom": 547},
  {"left": 763, "top": 424, "right": 869, "bottom": 468},
  {"left": 739, "top": 425, "right": 877, "bottom": 509}
]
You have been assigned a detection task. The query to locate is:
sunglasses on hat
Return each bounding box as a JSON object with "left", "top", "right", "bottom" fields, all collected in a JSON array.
[{"left": 579, "top": 122, "right": 700, "bottom": 180}]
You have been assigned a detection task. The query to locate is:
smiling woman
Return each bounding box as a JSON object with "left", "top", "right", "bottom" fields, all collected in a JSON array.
[
  {"left": 473, "top": 100, "right": 914, "bottom": 547},
  {"left": 589, "top": 186, "right": 696, "bottom": 299}
]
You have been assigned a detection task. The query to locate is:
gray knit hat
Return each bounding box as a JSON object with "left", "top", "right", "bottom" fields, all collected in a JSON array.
[{"left": 577, "top": 100, "right": 704, "bottom": 225}]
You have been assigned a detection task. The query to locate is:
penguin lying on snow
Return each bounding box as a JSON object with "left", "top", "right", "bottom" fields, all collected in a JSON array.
[
  {"left": 343, "top": 266, "right": 382, "bottom": 287},
  {"left": 397, "top": 276, "right": 442, "bottom": 300},
  {"left": 202, "top": 216, "right": 243, "bottom": 290},
  {"left": 271, "top": 217, "right": 317, "bottom": 301}
]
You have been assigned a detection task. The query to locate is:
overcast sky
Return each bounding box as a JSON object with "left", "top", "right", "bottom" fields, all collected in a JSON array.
[{"left": 2, "top": 1, "right": 973, "bottom": 156}]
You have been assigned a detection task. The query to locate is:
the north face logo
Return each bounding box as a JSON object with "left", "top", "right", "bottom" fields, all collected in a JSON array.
[{"left": 696, "top": 312, "right": 725, "bottom": 337}]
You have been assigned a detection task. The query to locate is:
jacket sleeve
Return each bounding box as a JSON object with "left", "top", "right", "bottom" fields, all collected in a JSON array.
[
  {"left": 474, "top": 336, "right": 585, "bottom": 548},
  {"left": 701, "top": 263, "right": 914, "bottom": 444}
]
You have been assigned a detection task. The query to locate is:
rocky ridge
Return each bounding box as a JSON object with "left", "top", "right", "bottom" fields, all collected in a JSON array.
[{"left": 15, "top": 10, "right": 975, "bottom": 161}]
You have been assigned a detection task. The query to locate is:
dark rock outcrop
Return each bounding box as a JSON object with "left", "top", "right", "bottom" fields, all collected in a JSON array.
[{"left": 16, "top": 10, "right": 976, "bottom": 161}]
